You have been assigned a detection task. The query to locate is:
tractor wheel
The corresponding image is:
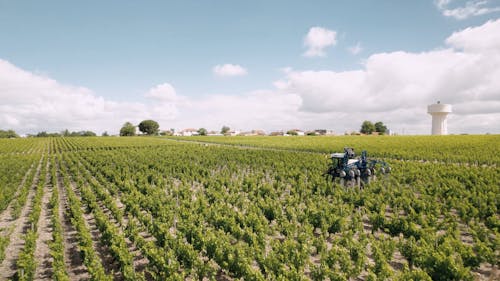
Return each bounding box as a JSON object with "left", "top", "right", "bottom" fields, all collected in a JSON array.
[
  {"left": 348, "top": 170, "right": 355, "bottom": 178},
  {"left": 340, "top": 170, "right": 346, "bottom": 178}
]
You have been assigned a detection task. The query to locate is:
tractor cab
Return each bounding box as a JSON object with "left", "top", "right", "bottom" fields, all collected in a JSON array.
[{"left": 330, "top": 148, "right": 358, "bottom": 169}]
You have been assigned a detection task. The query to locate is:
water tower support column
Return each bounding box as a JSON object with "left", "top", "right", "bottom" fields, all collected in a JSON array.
[{"left": 427, "top": 101, "right": 452, "bottom": 135}]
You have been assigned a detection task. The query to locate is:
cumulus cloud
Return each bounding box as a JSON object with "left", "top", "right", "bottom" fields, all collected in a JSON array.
[
  {"left": 145, "top": 83, "right": 176, "bottom": 101},
  {"left": 1, "top": 19, "right": 499, "bottom": 135},
  {"left": 303, "top": 27, "right": 337, "bottom": 57},
  {"left": 446, "top": 19, "right": 500, "bottom": 52},
  {"left": 435, "top": 0, "right": 500, "bottom": 20},
  {"left": 173, "top": 90, "right": 302, "bottom": 131},
  {"left": 275, "top": 19, "right": 500, "bottom": 134},
  {"left": 0, "top": 60, "right": 182, "bottom": 134},
  {"left": 0, "top": 59, "right": 299, "bottom": 134},
  {"left": 144, "top": 83, "right": 189, "bottom": 105},
  {"left": 212, "top": 64, "right": 248, "bottom": 77}
]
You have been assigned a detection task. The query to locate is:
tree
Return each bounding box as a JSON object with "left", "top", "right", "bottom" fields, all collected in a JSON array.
[
  {"left": 35, "top": 131, "right": 60, "bottom": 137},
  {"left": 198, "top": 128, "right": 207, "bottom": 136},
  {"left": 79, "top": 131, "right": 96, "bottom": 137},
  {"left": 375, "top": 122, "right": 388, "bottom": 135},
  {"left": 120, "top": 122, "right": 136, "bottom": 136},
  {"left": 286, "top": 130, "right": 298, "bottom": 136},
  {"left": 0, "top": 129, "right": 19, "bottom": 138},
  {"left": 138, "top": 120, "right": 159, "bottom": 135},
  {"left": 360, "top": 121, "right": 375, "bottom": 134},
  {"left": 159, "top": 131, "right": 169, "bottom": 136},
  {"left": 221, "top": 126, "right": 230, "bottom": 135},
  {"left": 102, "top": 131, "right": 109, "bottom": 137}
]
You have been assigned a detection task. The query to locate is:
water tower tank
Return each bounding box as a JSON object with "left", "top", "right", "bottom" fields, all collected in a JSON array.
[{"left": 427, "top": 101, "right": 452, "bottom": 135}]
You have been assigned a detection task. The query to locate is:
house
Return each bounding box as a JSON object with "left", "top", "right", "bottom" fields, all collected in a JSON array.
[
  {"left": 314, "top": 129, "right": 335, "bottom": 136},
  {"left": 252, "top": 129, "right": 266, "bottom": 136},
  {"left": 178, "top": 128, "right": 199, "bottom": 136},
  {"left": 207, "top": 131, "right": 223, "bottom": 136},
  {"left": 239, "top": 130, "right": 266, "bottom": 136},
  {"left": 288, "top": 129, "right": 305, "bottom": 136},
  {"left": 226, "top": 130, "right": 241, "bottom": 136},
  {"left": 269, "top": 131, "right": 284, "bottom": 136}
]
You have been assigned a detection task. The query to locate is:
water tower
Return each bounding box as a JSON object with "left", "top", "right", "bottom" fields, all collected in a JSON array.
[{"left": 427, "top": 101, "right": 452, "bottom": 135}]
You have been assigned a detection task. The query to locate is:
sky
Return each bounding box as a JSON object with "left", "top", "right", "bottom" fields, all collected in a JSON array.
[{"left": 1, "top": 0, "right": 500, "bottom": 135}]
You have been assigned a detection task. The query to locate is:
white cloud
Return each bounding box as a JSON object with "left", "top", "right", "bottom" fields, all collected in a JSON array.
[
  {"left": 212, "top": 64, "right": 248, "bottom": 77},
  {"left": 0, "top": 59, "right": 298, "bottom": 134},
  {"left": 1, "top": 19, "right": 499, "bottom": 135},
  {"left": 173, "top": 90, "right": 302, "bottom": 131},
  {"left": 446, "top": 19, "right": 500, "bottom": 52},
  {"left": 348, "top": 42, "right": 363, "bottom": 55},
  {"left": 145, "top": 83, "right": 176, "bottom": 101},
  {"left": 303, "top": 27, "right": 337, "bottom": 57},
  {"left": 0, "top": 60, "right": 182, "bottom": 134},
  {"left": 274, "top": 19, "right": 500, "bottom": 134},
  {"left": 435, "top": 0, "right": 500, "bottom": 20},
  {"left": 436, "top": 0, "right": 453, "bottom": 10},
  {"left": 144, "top": 83, "right": 189, "bottom": 105}
]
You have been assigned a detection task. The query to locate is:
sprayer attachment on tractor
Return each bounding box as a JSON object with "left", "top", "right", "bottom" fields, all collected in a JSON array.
[{"left": 325, "top": 147, "right": 390, "bottom": 187}]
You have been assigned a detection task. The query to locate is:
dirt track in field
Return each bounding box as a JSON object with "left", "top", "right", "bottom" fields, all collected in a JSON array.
[
  {"left": 59, "top": 157, "right": 123, "bottom": 280},
  {"left": 0, "top": 163, "right": 35, "bottom": 231},
  {"left": 75, "top": 157, "right": 152, "bottom": 279},
  {"left": 55, "top": 160, "right": 90, "bottom": 281},
  {"left": 33, "top": 161, "right": 54, "bottom": 280},
  {"left": 0, "top": 156, "right": 43, "bottom": 280}
]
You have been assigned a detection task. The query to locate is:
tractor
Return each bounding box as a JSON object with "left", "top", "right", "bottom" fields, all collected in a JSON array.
[{"left": 325, "top": 147, "right": 390, "bottom": 186}]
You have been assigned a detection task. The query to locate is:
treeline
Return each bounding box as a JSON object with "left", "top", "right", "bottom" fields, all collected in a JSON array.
[
  {"left": 0, "top": 129, "right": 19, "bottom": 138},
  {"left": 29, "top": 130, "right": 98, "bottom": 138},
  {"left": 0, "top": 129, "right": 100, "bottom": 138}
]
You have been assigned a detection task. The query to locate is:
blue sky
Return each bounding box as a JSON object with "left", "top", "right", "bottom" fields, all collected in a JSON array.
[{"left": 1, "top": 0, "right": 500, "bottom": 134}]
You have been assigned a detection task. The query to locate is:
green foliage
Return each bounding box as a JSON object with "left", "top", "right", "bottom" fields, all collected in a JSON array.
[
  {"left": 0, "top": 153, "right": 38, "bottom": 215},
  {"left": 120, "top": 122, "right": 136, "bottom": 136},
  {"left": 167, "top": 134, "right": 500, "bottom": 165},
  {"left": 396, "top": 267, "right": 432, "bottom": 281},
  {"left": 361, "top": 120, "right": 376, "bottom": 134},
  {"left": 0, "top": 230, "right": 10, "bottom": 262},
  {"left": 359, "top": 121, "right": 387, "bottom": 134},
  {"left": 374, "top": 122, "right": 388, "bottom": 134},
  {"left": 0, "top": 129, "right": 19, "bottom": 138},
  {"left": 49, "top": 158, "right": 70, "bottom": 281},
  {"left": 31, "top": 130, "right": 96, "bottom": 137},
  {"left": 0, "top": 136, "right": 497, "bottom": 279},
  {"left": 16, "top": 231, "right": 37, "bottom": 281},
  {"left": 197, "top": 128, "right": 207, "bottom": 136},
  {"left": 34, "top": 131, "right": 61, "bottom": 137},
  {"left": 16, "top": 155, "right": 48, "bottom": 281},
  {"left": 221, "top": 125, "right": 230, "bottom": 135},
  {"left": 62, "top": 129, "right": 96, "bottom": 137},
  {"left": 138, "top": 120, "right": 160, "bottom": 135}
]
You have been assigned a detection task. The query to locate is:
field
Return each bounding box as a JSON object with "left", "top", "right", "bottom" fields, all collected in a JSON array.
[{"left": 0, "top": 136, "right": 498, "bottom": 281}]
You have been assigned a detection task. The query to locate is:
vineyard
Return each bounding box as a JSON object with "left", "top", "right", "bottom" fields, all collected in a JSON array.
[{"left": 0, "top": 136, "right": 498, "bottom": 280}]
